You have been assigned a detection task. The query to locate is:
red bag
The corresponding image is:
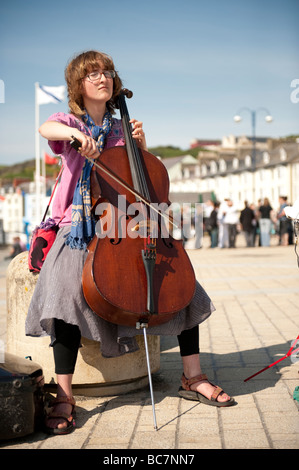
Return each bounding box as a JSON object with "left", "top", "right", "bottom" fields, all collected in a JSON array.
[
  {"left": 28, "top": 166, "right": 64, "bottom": 273},
  {"left": 28, "top": 219, "right": 59, "bottom": 272}
]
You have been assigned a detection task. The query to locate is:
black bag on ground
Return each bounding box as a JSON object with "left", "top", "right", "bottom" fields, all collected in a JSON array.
[{"left": 0, "top": 353, "right": 45, "bottom": 440}]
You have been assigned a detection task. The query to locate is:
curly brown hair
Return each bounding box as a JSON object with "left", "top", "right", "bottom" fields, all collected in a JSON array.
[{"left": 65, "top": 50, "right": 123, "bottom": 116}]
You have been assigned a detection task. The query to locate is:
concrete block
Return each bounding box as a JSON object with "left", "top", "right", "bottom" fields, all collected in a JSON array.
[{"left": 6, "top": 252, "right": 160, "bottom": 396}]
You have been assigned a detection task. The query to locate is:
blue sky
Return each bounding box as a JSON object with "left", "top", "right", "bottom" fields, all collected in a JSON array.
[{"left": 0, "top": 0, "right": 298, "bottom": 164}]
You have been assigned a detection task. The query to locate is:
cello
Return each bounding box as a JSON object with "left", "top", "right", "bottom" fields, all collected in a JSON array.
[{"left": 79, "top": 89, "right": 196, "bottom": 329}]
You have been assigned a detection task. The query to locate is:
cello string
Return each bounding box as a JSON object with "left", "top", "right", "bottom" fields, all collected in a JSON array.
[
  {"left": 119, "top": 93, "right": 151, "bottom": 202},
  {"left": 120, "top": 91, "right": 158, "bottom": 429}
]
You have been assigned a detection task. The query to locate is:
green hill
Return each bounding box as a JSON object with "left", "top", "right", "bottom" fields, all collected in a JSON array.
[{"left": 0, "top": 159, "right": 59, "bottom": 185}]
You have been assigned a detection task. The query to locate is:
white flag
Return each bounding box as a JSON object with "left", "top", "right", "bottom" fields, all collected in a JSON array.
[{"left": 36, "top": 85, "right": 65, "bottom": 105}]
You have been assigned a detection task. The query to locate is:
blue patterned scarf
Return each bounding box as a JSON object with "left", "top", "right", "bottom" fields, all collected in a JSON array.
[{"left": 65, "top": 110, "right": 113, "bottom": 250}]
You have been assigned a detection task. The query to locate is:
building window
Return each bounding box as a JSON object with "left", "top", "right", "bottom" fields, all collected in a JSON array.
[
  {"left": 280, "top": 148, "right": 287, "bottom": 161},
  {"left": 183, "top": 168, "right": 190, "bottom": 178},
  {"left": 210, "top": 161, "right": 217, "bottom": 174},
  {"left": 232, "top": 157, "right": 239, "bottom": 169},
  {"left": 245, "top": 155, "right": 252, "bottom": 167},
  {"left": 219, "top": 159, "right": 226, "bottom": 172},
  {"left": 277, "top": 165, "right": 287, "bottom": 179}
]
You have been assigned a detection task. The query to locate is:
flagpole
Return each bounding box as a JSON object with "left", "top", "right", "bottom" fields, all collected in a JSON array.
[
  {"left": 35, "top": 82, "right": 41, "bottom": 224},
  {"left": 42, "top": 150, "right": 46, "bottom": 197},
  {"left": 34, "top": 82, "right": 65, "bottom": 222}
]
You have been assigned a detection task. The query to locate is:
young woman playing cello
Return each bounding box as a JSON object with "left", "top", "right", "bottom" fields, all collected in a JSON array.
[{"left": 26, "top": 50, "right": 234, "bottom": 435}]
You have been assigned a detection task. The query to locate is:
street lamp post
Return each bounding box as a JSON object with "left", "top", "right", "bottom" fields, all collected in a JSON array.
[{"left": 233, "top": 107, "right": 273, "bottom": 170}]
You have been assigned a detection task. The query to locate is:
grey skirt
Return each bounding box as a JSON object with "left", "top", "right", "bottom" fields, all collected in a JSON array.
[{"left": 26, "top": 226, "right": 215, "bottom": 357}]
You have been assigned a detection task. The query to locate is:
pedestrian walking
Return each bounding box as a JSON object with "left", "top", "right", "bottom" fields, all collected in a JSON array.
[
  {"left": 240, "top": 201, "right": 255, "bottom": 247},
  {"left": 258, "top": 197, "right": 274, "bottom": 246}
]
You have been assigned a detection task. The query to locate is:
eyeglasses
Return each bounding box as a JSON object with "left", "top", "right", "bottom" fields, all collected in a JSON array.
[{"left": 84, "top": 70, "right": 116, "bottom": 82}]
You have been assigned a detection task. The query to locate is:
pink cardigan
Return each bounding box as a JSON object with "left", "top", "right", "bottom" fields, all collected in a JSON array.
[{"left": 46, "top": 112, "right": 125, "bottom": 226}]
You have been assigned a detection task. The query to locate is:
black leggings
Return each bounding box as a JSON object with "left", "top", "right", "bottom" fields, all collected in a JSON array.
[
  {"left": 177, "top": 325, "right": 200, "bottom": 357},
  {"left": 52, "top": 319, "right": 199, "bottom": 374},
  {"left": 53, "top": 320, "right": 81, "bottom": 375}
]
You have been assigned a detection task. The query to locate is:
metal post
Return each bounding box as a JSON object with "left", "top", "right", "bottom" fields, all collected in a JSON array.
[
  {"left": 251, "top": 110, "right": 256, "bottom": 170},
  {"left": 141, "top": 324, "right": 158, "bottom": 430},
  {"left": 35, "top": 82, "right": 41, "bottom": 225}
]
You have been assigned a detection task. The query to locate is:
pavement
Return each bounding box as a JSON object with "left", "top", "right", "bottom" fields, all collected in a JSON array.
[{"left": 0, "top": 233, "right": 299, "bottom": 452}]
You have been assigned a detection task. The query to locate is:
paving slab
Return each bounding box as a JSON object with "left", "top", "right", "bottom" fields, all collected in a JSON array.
[{"left": 0, "top": 235, "right": 299, "bottom": 452}]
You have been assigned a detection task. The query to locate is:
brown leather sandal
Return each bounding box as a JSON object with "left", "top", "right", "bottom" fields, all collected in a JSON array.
[
  {"left": 44, "top": 396, "right": 76, "bottom": 435},
  {"left": 178, "top": 373, "right": 235, "bottom": 407}
]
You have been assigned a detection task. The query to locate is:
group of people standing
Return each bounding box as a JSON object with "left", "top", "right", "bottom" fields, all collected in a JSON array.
[{"left": 204, "top": 196, "right": 293, "bottom": 249}]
